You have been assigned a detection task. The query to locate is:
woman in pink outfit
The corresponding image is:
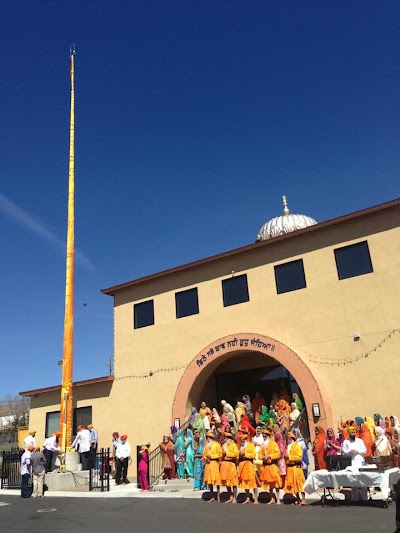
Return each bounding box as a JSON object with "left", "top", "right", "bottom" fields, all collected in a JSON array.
[{"left": 138, "top": 445, "right": 149, "bottom": 491}]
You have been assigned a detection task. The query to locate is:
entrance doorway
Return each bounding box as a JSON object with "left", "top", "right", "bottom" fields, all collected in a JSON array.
[
  {"left": 215, "top": 365, "right": 301, "bottom": 409},
  {"left": 172, "top": 332, "right": 333, "bottom": 437},
  {"left": 197, "top": 351, "right": 308, "bottom": 436}
]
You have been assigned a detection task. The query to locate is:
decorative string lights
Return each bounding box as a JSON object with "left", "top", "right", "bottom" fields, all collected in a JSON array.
[
  {"left": 308, "top": 329, "right": 400, "bottom": 366},
  {"left": 115, "top": 364, "right": 187, "bottom": 381}
]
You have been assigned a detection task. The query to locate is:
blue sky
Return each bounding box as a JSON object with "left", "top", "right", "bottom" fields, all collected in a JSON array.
[{"left": 1, "top": 1, "right": 399, "bottom": 396}]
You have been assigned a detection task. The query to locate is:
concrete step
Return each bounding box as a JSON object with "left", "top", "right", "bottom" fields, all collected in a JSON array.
[{"left": 153, "top": 478, "right": 194, "bottom": 491}]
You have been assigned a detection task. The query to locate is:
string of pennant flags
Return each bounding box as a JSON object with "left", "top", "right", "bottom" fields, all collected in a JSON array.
[
  {"left": 115, "top": 363, "right": 187, "bottom": 380},
  {"left": 114, "top": 329, "right": 400, "bottom": 378},
  {"left": 308, "top": 329, "right": 400, "bottom": 366}
]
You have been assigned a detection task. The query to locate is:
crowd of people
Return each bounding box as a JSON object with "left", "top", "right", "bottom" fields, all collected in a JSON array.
[
  {"left": 313, "top": 414, "right": 400, "bottom": 471},
  {"left": 159, "top": 391, "right": 308, "bottom": 504},
  {"left": 19, "top": 424, "right": 99, "bottom": 498},
  {"left": 311, "top": 413, "right": 400, "bottom": 502},
  {"left": 158, "top": 392, "right": 400, "bottom": 504}
]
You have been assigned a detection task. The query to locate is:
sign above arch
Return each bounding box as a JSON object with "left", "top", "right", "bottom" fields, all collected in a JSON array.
[
  {"left": 196, "top": 335, "right": 276, "bottom": 370},
  {"left": 172, "top": 332, "right": 333, "bottom": 434}
]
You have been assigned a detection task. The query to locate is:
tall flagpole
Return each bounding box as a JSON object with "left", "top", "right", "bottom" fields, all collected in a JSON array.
[{"left": 60, "top": 44, "right": 76, "bottom": 452}]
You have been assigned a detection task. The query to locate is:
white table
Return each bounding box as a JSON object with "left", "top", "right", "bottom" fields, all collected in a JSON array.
[{"left": 303, "top": 467, "right": 400, "bottom": 506}]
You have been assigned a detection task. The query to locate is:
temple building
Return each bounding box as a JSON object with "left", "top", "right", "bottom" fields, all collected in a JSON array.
[{"left": 22, "top": 196, "right": 400, "bottom": 467}]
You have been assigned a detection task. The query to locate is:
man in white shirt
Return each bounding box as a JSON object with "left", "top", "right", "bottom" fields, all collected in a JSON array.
[
  {"left": 43, "top": 432, "right": 61, "bottom": 473},
  {"left": 23, "top": 430, "right": 36, "bottom": 450},
  {"left": 342, "top": 426, "right": 368, "bottom": 501},
  {"left": 20, "top": 445, "right": 33, "bottom": 498},
  {"left": 72, "top": 425, "right": 92, "bottom": 470},
  {"left": 88, "top": 424, "right": 99, "bottom": 469},
  {"left": 115, "top": 434, "right": 131, "bottom": 485}
]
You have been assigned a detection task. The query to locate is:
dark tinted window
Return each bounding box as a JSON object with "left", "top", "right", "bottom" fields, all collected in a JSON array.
[
  {"left": 73, "top": 406, "right": 92, "bottom": 432},
  {"left": 334, "top": 241, "right": 373, "bottom": 280},
  {"left": 134, "top": 300, "right": 154, "bottom": 329},
  {"left": 175, "top": 288, "right": 199, "bottom": 318},
  {"left": 222, "top": 274, "right": 249, "bottom": 307},
  {"left": 45, "top": 411, "right": 60, "bottom": 437},
  {"left": 275, "top": 259, "right": 306, "bottom": 294}
]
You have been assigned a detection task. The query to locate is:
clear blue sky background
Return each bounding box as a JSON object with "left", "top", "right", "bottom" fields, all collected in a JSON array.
[{"left": 1, "top": 1, "right": 399, "bottom": 396}]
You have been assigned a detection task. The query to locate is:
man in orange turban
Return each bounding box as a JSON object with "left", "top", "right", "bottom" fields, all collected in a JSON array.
[
  {"left": 220, "top": 431, "right": 239, "bottom": 503},
  {"left": 284, "top": 432, "right": 306, "bottom": 505},
  {"left": 238, "top": 433, "right": 258, "bottom": 504},
  {"left": 202, "top": 431, "right": 222, "bottom": 502}
]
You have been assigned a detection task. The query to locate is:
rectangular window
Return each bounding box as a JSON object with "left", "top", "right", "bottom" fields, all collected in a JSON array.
[
  {"left": 45, "top": 411, "right": 60, "bottom": 438},
  {"left": 73, "top": 406, "right": 92, "bottom": 432},
  {"left": 334, "top": 241, "right": 373, "bottom": 280},
  {"left": 134, "top": 300, "right": 154, "bottom": 329},
  {"left": 275, "top": 259, "right": 306, "bottom": 294},
  {"left": 175, "top": 288, "right": 199, "bottom": 319},
  {"left": 222, "top": 274, "right": 249, "bottom": 307}
]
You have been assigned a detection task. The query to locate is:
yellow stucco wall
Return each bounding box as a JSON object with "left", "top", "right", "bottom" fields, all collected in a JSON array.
[{"left": 27, "top": 206, "right": 400, "bottom": 472}]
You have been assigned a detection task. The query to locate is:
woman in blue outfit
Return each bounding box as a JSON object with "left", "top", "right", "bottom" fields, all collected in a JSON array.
[
  {"left": 174, "top": 430, "right": 186, "bottom": 479},
  {"left": 185, "top": 428, "right": 194, "bottom": 478},
  {"left": 193, "top": 430, "right": 206, "bottom": 490}
]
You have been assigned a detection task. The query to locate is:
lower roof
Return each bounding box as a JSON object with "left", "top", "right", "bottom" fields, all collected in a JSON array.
[{"left": 19, "top": 375, "right": 114, "bottom": 396}]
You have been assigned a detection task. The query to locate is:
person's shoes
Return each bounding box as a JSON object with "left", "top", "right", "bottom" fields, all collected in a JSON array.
[{"left": 123, "top": 480, "right": 130, "bottom": 484}]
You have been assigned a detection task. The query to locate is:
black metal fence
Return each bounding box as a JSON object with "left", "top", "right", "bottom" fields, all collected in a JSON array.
[
  {"left": 148, "top": 446, "right": 163, "bottom": 488},
  {"left": 146, "top": 420, "right": 190, "bottom": 489},
  {"left": 1, "top": 449, "right": 30, "bottom": 490},
  {"left": 89, "top": 448, "right": 110, "bottom": 492},
  {"left": 288, "top": 409, "right": 310, "bottom": 442}
]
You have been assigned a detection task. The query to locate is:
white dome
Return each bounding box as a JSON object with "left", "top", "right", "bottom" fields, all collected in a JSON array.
[{"left": 256, "top": 196, "right": 317, "bottom": 241}]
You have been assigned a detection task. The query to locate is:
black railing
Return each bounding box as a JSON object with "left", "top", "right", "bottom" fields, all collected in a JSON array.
[
  {"left": 288, "top": 409, "right": 310, "bottom": 442},
  {"left": 148, "top": 445, "right": 163, "bottom": 489},
  {"left": 147, "top": 418, "right": 191, "bottom": 489},
  {"left": 1, "top": 449, "right": 30, "bottom": 489},
  {"left": 89, "top": 448, "right": 110, "bottom": 492}
]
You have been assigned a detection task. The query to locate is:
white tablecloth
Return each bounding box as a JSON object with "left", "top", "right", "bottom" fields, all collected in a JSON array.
[{"left": 303, "top": 468, "right": 400, "bottom": 500}]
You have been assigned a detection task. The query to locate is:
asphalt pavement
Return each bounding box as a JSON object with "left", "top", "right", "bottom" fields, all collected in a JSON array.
[{"left": 0, "top": 495, "right": 396, "bottom": 533}]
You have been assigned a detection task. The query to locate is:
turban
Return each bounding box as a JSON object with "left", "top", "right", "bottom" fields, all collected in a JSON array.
[
  {"left": 112, "top": 432, "right": 119, "bottom": 439},
  {"left": 52, "top": 432, "right": 61, "bottom": 437},
  {"left": 355, "top": 417, "right": 364, "bottom": 427},
  {"left": 287, "top": 432, "right": 296, "bottom": 440},
  {"left": 88, "top": 424, "right": 93, "bottom": 429},
  {"left": 29, "top": 430, "right": 36, "bottom": 435},
  {"left": 35, "top": 446, "right": 41, "bottom": 451},
  {"left": 206, "top": 432, "right": 215, "bottom": 439},
  {"left": 27, "top": 445, "right": 34, "bottom": 451},
  {"left": 224, "top": 432, "right": 233, "bottom": 438},
  {"left": 347, "top": 426, "right": 356, "bottom": 433},
  {"left": 78, "top": 425, "right": 84, "bottom": 431},
  {"left": 120, "top": 435, "right": 128, "bottom": 440},
  {"left": 239, "top": 433, "right": 248, "bottom": 440},
  {"left": 262, "top": 429, "right": 271, "bottom": 435}
]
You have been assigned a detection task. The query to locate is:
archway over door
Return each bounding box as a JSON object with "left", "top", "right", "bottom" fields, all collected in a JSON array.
[{"left": 172, "top": 333, "right": 333, "bottom": 435}]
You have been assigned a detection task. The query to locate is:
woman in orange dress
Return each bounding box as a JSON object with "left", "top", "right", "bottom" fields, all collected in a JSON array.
[{"left": 312, "top": 426, "right": 327, "bottom": 470}]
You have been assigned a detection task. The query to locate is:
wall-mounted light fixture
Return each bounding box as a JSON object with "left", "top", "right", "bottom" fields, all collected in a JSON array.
[
  {"left": 312, "top": 403, "right": 320, "bottom": 418},
  {"left": 353, "top": 332, "right": 360, "bottom": 341}
]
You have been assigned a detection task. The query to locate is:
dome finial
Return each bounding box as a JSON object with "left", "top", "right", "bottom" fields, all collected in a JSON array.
[{"left": 282, "top": 195, "right": 290, "bottom": 216}]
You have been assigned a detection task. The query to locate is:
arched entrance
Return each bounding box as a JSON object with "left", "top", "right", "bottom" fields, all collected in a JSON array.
[{"left": 172, "top": 333, "right": 333, "bottom": 435}]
